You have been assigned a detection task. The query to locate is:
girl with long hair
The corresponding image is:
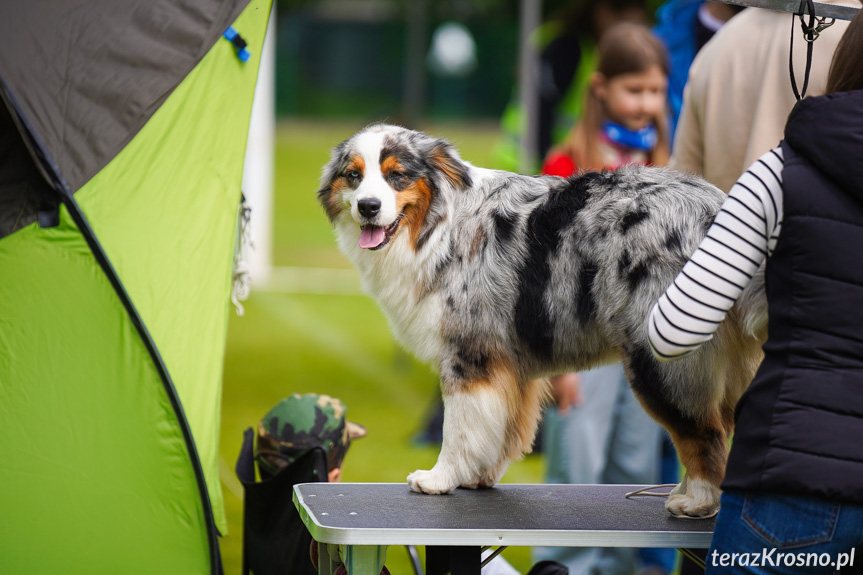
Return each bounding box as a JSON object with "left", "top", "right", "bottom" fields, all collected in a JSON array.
[{"left": 542, "top": 22, "right": 669, "bottom": 176}]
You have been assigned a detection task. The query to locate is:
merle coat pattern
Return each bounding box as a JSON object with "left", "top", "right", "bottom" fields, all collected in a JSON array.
[{"left": 318, "top": 124, "right": 766, "bottom": 518}]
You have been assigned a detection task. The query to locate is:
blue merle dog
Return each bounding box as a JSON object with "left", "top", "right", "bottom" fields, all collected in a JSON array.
[{"left": 317, "top": 124, "right": 767, "bottom": 517}]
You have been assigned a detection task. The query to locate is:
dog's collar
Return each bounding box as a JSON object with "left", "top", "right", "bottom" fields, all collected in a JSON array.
[{"left": 602, "top": 120, "right": 658, "bottom": 152}]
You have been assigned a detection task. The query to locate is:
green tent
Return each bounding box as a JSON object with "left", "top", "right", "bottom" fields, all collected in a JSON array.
[{"left": 0, "top": 0, "right": 271, "bottom": 572}]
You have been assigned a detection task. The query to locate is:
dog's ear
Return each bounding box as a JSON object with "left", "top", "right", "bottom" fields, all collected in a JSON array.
[
  {"left": 428, "top": 139, "right": 472, "bottom": 192},
  {"left": 317, "top": 141, "right": 350, "bottom": 223}
]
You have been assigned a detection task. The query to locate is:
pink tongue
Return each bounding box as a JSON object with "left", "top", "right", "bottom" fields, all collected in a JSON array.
[{"left": 359, "top": 226, "right": 386, "bottom": 249}]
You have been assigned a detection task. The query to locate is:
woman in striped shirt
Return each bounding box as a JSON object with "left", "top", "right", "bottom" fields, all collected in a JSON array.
[
  {"left": 648, "top": 147, "right": 784, "bottom": 360},
  {"left": 648, "top": 9, "right": 863, "bottom": 573}
]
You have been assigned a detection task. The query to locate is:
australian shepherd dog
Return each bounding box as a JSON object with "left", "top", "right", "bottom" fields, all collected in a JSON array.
[{"left": 317, "top": 124, "right": 766, "bottom": 518}]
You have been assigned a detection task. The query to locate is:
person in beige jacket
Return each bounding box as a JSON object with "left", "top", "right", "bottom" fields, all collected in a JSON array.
[{"left": 670, "top": 2, "right": 859, "bottom": 193}]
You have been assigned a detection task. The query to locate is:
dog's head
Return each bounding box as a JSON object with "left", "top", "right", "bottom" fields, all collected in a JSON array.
[{"left": 318, "top": 124, "right": 472, "bottom": 252}]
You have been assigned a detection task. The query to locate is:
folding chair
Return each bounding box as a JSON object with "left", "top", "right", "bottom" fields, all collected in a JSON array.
[{"left": 236, "top": 427, "right": 327, "bottom": 575}]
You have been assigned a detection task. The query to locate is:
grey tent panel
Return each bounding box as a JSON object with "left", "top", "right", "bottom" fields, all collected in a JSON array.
[
  {"left": 0, "top": 102, "right": 57, "bottom": 238},
  {"left": 0, "top": 0, "right": 249, "bottom": 196}
]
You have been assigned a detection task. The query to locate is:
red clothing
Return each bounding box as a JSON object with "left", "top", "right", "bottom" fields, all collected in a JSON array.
[
  {"left": 541, "top": 152, "right": 577, "bottom": 177},
  {"left": 541, "top": 133, "right": 651, "bottom": 176}
]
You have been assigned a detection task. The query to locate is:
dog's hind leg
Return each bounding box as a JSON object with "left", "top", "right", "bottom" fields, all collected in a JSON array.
[
  {"left": 407, "top": 361, "right": 519, "bottom": 494},
  {"left": 664, "top": 317, "right": 762, "bottom": 510},
  {"left": 634, "top": 404, "right": 727, "bottom": 517},
  {"left": 663, "top": 410, "right": 728, "bottom": 518},
  {"left": 624, "top": 349, "right": 728, "bottom": 518}
]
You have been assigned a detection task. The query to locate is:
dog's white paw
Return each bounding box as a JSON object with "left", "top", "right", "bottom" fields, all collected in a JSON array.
[
  {"left": 665, "top": 494, "right": 719, "bottom": 518},
  {"left": 665, "top": 478, "right": 720, "bottom": 518},
  {"left": 407, "top": 469, "right": 459, "bottom": 494}
]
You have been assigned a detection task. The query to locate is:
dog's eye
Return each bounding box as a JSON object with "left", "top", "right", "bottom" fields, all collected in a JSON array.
[
  {"left": 388, "top": 171, "right": 409, "bottom": 184},
  {"left": 345, "top": 169, "right": 361, "bottom": 180}
]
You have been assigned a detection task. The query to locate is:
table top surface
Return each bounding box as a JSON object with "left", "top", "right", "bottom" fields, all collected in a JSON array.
[{"left": 293, "top": 483, "right": 714, "bottom": 548}]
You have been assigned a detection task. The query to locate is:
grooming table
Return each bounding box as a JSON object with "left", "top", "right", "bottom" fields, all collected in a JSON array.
[{"left": 293, "top": 483, "right": 714, "bottom": 575}]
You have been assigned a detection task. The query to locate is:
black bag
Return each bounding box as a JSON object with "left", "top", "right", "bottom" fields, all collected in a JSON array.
[{"left": 236, "top": 427, "right": 327, "bottom": 575}]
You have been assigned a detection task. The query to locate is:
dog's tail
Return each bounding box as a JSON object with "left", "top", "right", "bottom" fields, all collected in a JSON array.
[{"left": 735, "top": 262, "right": 768, "bottom": 341}]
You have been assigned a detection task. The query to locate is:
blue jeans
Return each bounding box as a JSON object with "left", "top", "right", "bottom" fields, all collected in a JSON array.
[{"left": 707, "top": 490, "right": 863, "bottom": 574}]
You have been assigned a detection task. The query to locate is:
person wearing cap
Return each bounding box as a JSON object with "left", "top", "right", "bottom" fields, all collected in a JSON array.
[
  {"left": 236, "top": 393, "right": 369, "bottom": 575},
  {"left": 255, "top": 393, "right": 367, "bottom": 483}
]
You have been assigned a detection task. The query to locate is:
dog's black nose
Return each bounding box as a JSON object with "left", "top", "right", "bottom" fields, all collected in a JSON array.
[{"left": 357, "top": 198, "right": 381, "bottom": 219}]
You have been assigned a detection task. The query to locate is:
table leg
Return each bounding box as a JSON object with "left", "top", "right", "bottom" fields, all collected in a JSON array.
[
  {"left": 342, "top": 544, "right": 388, "bottom": 575},
  {"left": 451, "top": 546, "right": 481, "bottom": 575},
  {"left": 318, "top": 543, "right": 340, "bottom": 575},
  {"left": 426, "top": 546, "right": 481, "bottom": 575}
]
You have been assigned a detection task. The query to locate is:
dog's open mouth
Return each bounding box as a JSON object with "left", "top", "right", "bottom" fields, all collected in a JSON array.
[{"left": 359, "top": 214, "right": 404, "bottom": 250}]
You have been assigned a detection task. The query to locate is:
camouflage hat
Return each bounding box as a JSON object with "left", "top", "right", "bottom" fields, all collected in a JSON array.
[{"left": 255, "top": 393, "right": 367, "bottom": 478}]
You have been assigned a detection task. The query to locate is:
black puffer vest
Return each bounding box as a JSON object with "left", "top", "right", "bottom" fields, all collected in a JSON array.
[{"left": 722, "top": 90, "right": 863, "bottom": 503}]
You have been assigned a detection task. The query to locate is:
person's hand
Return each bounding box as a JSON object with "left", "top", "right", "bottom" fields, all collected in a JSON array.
[{"left": 550, "top": 372, "right": 583, "bottom": 415}]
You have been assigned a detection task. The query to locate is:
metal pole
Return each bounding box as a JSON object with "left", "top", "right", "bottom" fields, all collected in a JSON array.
[
  {"left": 518, "top": 0, "right": 542, "bottom": 174},
  {"left": 402, "top": 0, "right": 428, "bottom": 129}
]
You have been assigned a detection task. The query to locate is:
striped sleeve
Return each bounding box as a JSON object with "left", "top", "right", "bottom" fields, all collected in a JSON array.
[{"left": 648, "top": 147, "right": 784, "bottom": 361}]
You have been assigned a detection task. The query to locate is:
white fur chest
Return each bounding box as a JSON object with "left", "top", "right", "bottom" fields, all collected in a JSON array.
[{"left": 336, "top": 228, "right": 444, "bottom": 365}]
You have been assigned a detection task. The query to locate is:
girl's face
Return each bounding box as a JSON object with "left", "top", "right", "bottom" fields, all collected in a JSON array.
[{"left": 593, "top": 64, "right": 667, "bottom": 132}]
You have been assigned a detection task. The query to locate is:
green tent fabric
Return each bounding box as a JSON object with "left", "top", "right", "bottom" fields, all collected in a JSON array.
[{"left": 0, "top": 0, "right": 271, "bottom": 572}]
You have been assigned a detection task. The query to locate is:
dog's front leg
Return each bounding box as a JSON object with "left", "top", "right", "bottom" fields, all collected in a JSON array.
[{"left": 408, "top": 383, "right": 510, "bottom": 494}]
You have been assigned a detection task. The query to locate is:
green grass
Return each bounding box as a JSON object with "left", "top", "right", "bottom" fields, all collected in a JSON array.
[{"left": 218, "top": 120, "right": 544, "bottom": 574}]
